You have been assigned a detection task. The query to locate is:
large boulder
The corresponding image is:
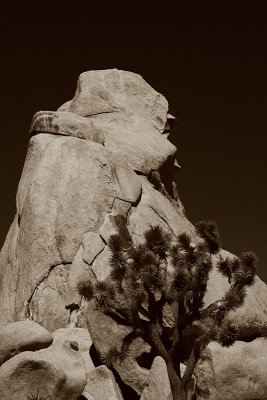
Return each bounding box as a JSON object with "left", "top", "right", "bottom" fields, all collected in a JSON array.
[
  {"left": 194, "top": 338, "right": 267, "bottom": 400},
  {"left": 140, "top": 356, "right": 172, "bottom": 400},
  {"left": 0, "top": 338, "right": 86, "bottom": 399},
  {"left": 52, "top": 327, "right": 95, "bottom": 376},
  {"left": 58, "top": 69, "right": 177, "bottom": 175},
  {"left": 0, "top": 320, "right": 52, "bottom": 366},
  {"left": 86, "top": 300, "right": 151, "bottom": 395}
]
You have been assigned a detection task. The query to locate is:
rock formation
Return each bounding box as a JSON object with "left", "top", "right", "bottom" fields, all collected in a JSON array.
[{"left": 0, "top": 69, "right": 266, "bottom": 399}]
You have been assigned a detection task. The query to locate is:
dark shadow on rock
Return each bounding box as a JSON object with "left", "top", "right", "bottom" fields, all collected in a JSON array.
[
  {"left": 111, "top": 367, "right": 140, "bottom": 400},
  {"left": 89, "top": 343, "right": 102, "bottom": 367}
]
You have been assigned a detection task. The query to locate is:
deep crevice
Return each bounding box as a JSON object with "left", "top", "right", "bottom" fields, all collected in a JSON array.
[
  {"left": 84, "top": 108, "right": 124, "bottom": 117},
  {"left": 30, "top": 130, "right": 87, "bottom": 140},
  {"left": 89, "top": 344, "right": 102, "bottom": 367}
]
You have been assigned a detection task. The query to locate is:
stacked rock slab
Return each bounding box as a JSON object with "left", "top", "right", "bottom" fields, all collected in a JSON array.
[{"left": 0, "top": 69, "right": 266, "bottom": 399}]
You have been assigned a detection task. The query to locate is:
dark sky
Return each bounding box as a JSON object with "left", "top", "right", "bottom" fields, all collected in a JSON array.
[{"left": 1, "top": 2, "right": 266, "bottom": 283}]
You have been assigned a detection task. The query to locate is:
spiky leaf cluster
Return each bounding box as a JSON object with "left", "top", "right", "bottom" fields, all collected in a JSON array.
[
  {"left": 195, "top": 220, "right": 221, "bottom": 254},
  {"left": 76, "top": 280, "right": 94, "bottom": 301},
  {"left": 77, "top": 279, "right": 115, "bottom": 311},
  {"left": 218, "top": 323, "right": 239, "bottom": 347},
  {"left": 144, "top": 225, "right": 171, "bottom": 259},
  {"left": 217, "top": 251, "right": 258, "bottom": 289},
  {"left": 94, "top": 281, "right": 115, "bottom": 309},
  {"left": 100, "top": 346, "right": 121, "bottom": 367},
  {"left": 233, "top": 251, "right": 258, "bottom": 287},
  {"left": 217, "top": 257, "right": 232, "bottom": 281},
  {"left": 108, "top": 234, "right": 128, "bottom": 286}
]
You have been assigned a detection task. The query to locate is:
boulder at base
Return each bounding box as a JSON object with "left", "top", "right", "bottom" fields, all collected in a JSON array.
[
  {"left": 0, "top": 338, "right": 86, "bottom": 399},
  {"left": 140, "top": 356, "right": 173, "bottom": 400},
  {"left": 0, "top": 320, "right": 52, "bottom": 366},
  {"left": 86, "top": 300, "right": 151, "bottom": 395},
  {"left": 194, "top": 337, "right": 267, "bottom": 400}
]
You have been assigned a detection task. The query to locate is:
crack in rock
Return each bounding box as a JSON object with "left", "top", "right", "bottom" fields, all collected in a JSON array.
[
  {"left": 147, "top": 204, "right": 176, "bottom": 237},
  {"left": 26, "top": 262, "right": 70, "bottom": 319}
]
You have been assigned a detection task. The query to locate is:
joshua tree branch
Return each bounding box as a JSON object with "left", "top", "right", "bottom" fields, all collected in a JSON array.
[
  {"left": 181, "top": 330, "right": 215, "bottom": 388},
  {"left": 236, "top": 321, "right": 267, "bottom": 340}
]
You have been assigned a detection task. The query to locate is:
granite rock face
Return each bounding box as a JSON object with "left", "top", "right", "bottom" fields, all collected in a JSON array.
[
  {"left": 0, "top": 69, "right": 267, "bottom": 399},
  {"left": 0, "top": 69, "right": 184, "bottom": 331}
]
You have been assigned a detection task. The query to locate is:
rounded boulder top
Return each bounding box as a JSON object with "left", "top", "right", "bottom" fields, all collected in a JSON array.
[{"left": 58, "top": 69, "right": 169, "bottom": 131}]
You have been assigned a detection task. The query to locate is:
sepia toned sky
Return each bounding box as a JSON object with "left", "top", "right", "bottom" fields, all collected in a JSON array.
[{"left": 0, "top": 2, "right": 266, "bottom": 283}]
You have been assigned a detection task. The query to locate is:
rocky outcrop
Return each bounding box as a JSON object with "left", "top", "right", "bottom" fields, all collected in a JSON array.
[
  {"left": 0, "top": 69, "right": 184, "bottom": 331},
  {"left": 0, "top": 69, "right": 266, "bottom": 399}
]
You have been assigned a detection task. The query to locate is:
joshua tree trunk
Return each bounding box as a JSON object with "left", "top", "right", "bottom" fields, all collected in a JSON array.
[
  {"left": 167, "top": 360, "right": 187, "bottom": 400},
  {"left": 143, "top": 323, "right": 187, "bottom": 400}
]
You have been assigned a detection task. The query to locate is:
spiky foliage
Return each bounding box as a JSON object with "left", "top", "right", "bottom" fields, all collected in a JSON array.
[
  {"left": 240, "top": 251, "right": 258, "bottom": 271},
  {"left": 78, "top": 221, "right": 264, "bottom": 400},
  {"left": 217, "top": 256, "right": 232, "bottom": 281},
  {"left": 177, "top": 232, "right": 191, "bottom": 252},
  {"left": 217, "top": 323, "right": 239, "bottom": 347},
  {"left": 76, "top": 279, "right": 94, "bottom": 301},
  {"left": 195, "top": 220, "right": 221, "bottom": 254},
  {"left": 171, "top": 268, "right": 190, "bottom": 296},
  {"left": 94, "top": 281, "right": 115, "bottom": 309},
  {"left": 100, "top": 346, "right": 122, "bottom": 367},
  {"left": 108, "top": 233, "right": 126, "bottom": 253},
  {"left": 144, "top": 225, "right": 171, "bottom": 259}
]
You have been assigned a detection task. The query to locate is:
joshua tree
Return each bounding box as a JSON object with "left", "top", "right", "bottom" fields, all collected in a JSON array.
[{"left": 78, "top": 220, "right": 267, "bottom": 400}]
